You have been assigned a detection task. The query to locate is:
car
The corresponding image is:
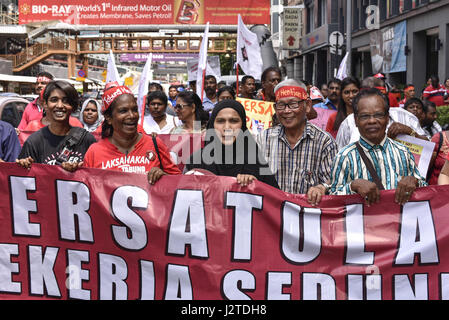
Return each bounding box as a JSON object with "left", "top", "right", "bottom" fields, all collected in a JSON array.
[
  {"left": 20, "top": 94, "right": 39, "bottom": 102},
  {"left": 0, "top": 96, "right": 29, "bottom": 128}
]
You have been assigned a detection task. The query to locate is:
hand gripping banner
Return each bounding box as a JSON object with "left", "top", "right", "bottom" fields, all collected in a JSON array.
[{"left": 1, "top": 162, "right": 449, "bottom": 300}]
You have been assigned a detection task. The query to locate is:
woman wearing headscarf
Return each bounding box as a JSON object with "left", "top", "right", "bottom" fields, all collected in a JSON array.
[
  {"left": 83, "top": 85, "right": 181, "bottom": 184},
  {"left": 185, "top": 99, "right": 279, "bottom": 188},
  {"left": 79, "top": 99, "right": 104, "bottom": 134}
]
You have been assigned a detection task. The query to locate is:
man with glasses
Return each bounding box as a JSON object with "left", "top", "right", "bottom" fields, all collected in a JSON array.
[
  {"left": 329, "top": 88, "right": 427, "bottom": 205},
  {"left": 256, "top": 79, "right": 338, "bottom": 198}
]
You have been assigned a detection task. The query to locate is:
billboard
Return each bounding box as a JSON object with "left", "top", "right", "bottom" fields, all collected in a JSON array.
[
  {"left": 370, "top": 21, "right": 407, "bottom": 74},
  {"left": 18, "top": 0, "right": 271, "bottom": 25}
]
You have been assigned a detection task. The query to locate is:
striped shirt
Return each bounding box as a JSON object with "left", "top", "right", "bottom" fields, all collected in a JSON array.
[
  {"left": 422, "top": 84, "right": 448, "bottom": 107},
  {"left": 330, "top": 136, "right": 427, "bottom": 195},
  {"left": 256, "top": 122, "right": 338, "bottom": 194}
]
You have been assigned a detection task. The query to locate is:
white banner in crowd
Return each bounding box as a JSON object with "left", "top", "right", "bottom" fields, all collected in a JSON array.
[
  {"left": 187, "top": 56, "right": 221, "bottom": 83},
  {"left": 106, "top": 50, "right": 122, "bottom": 85},
  {"left": 336, "top": 52, "right": 349, "bottom": 80},
  {"left": 196, "top": 22, "right": 210, "bottom": 100},
  {"left": 137, "top": 53, "right": 154, "bottom": 117},
  {"left": 236, "top": 14, "right": 263, "bottom": 80}
]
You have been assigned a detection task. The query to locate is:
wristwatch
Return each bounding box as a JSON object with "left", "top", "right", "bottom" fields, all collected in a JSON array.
[
  {"left": 409, "top": 129, "right": 416, "bottom": 137},
  {"left": 321, "top": 183, "right": 331, "bottom": 194}
]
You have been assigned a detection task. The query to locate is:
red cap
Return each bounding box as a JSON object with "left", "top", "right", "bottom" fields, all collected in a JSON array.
[
  {"left": 104, "top": 81, "right": 120, "bottom": 91},
  {"left": 101, "top": 85, "right": 133, "bottom": 113},
  {"left": 373, "top": 73, "right": 386, "bottom": 79}
]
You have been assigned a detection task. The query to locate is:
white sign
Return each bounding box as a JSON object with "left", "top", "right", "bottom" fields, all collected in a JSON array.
[
  {"left": 283, "top": 7, "right": 300, "bottom": 50},
  {"left": 187, "top": 56, "right": 221, "bottom": 82},
  {"left": 329, "top": 31, "right": 344, "bottom": 48},
  {"left": 395, "top": 134, "right": 436, "bottom": 178}
]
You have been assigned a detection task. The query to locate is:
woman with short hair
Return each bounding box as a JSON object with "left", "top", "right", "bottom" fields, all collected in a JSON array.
[{"left": 17, "top": 80, "right": 96, "bottom": 172}]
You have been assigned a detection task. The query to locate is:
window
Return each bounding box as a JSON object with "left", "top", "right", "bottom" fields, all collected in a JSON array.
[
  {"left": 306, "top": 1, "right": 314, "bottom": 33},
  {"left": 317, "top": 0, "right": 327, "bottom": 27},
  {"left": 272, "top": 12, "right": 279, "bottom": 34}
]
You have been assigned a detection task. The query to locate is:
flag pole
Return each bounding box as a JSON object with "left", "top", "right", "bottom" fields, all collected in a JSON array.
[
  {"left": 235, "top": 63, "right": 239, "bottom": 97},
  {"left": 201, "top": 69, "right": 206, "bottom": 103}
]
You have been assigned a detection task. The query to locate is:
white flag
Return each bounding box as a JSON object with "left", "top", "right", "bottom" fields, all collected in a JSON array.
[
  {"left": 106, "top": 50, "right": 122, "bottom": 85},
  {"left": 236, "top": 14, "right": 263, "bottom": 80},
  {"left": 137, "top": 53, "right": 153, "bottom": 119},
  {"left": 336, "top": 52, "right": 349, "bottom": 80},
  {"left": 196, "top": 22, "right": 209, "bottom": 100}
]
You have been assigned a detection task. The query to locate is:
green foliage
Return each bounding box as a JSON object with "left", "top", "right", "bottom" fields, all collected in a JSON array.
[{"left": 436, "top": 105, "right": 449, "bottom": 127}]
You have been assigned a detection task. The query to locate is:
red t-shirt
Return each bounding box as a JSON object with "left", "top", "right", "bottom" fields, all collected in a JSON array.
[
  {"left": 325, "top": 112, "right": 338, "bottom": 139},
  {"left": 83, "top": 133, "right": 181, "bottom": 175},
  {"left": 18, "top": 98, "right": 43, "bottom": 130},
  {"left": 388, "top": 92, "right": 400, "bottom": 107}
]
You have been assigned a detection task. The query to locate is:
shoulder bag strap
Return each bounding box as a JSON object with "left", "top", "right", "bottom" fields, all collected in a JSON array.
[
  {"left": 355, "top": 142, "right": 385, "bottom": 190},
  {"left": 152, "top": 135, "right": 164, "bottom": 171}
]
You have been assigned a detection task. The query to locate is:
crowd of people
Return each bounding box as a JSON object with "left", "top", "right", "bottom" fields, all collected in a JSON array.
[{"left": 2, "top": 67, "right": 449, "bottom": 207}]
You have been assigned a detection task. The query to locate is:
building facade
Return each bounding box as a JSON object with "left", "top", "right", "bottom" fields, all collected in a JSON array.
[{"left": 277, "top": 0, "right": 449, "bottom": 92}]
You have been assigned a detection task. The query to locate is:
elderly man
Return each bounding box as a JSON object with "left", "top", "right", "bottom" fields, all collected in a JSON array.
[
  {"left": 256, "top": 79, "right": 338, "bottom": 198},
  {"left": 329, "top": 88, "right": 427, "bottom": 205},
  {"left": 18, "top": 71, "right": 54, "bottom": 131}
]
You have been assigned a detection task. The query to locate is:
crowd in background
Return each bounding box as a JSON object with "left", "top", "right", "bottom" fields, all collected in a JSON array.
[{"left": 2, "top": 66, "right": 449, "bottom": 206}]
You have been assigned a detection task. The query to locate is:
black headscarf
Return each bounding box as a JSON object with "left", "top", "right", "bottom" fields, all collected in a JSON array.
[{"left": 186, "top": 100, "right": 279, "bottom": 189}]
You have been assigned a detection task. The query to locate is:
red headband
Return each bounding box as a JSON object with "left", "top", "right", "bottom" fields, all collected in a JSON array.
[
  {"left": 102, "top": 85, "right": 133, "bottom": 113},
  {"left": 404, "top": 86, "right": 414, "bottom": 92},
  {"left": 375, "top": 86, "right": 387, "bottom": 94},
  {"left": 275, "top": 86, "right": 308, "bottom": 101},
  {"left": 36, "top": 76, "right": 51, "bottom": 83}
]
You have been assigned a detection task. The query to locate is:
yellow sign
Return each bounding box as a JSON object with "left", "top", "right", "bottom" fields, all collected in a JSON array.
[
  {"left": 124, "top": 77, "right": 133, "bottom": 86},
  {"left": 76, "top": 77, "right": 86, "bottom": 82},
  {"left": 236, "top": 97, "right": 275, "bottom": 131}
]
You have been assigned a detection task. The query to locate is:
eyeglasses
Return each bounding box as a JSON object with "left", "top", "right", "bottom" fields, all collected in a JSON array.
[
  {"left": 356, "top": 112, "right": 387, "bottom": 121},
  {"left": 174, "top": 103, "right": 192, "bottom": 110},
  {"left": 274, "top": 100, "right": 304, "bottom": 110}
]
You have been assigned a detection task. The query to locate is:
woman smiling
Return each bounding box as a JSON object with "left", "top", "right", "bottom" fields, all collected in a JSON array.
[
  {"left": 83, "top": 85, "right": 181, "bottom": 184},
  {"left": 17, "top": 80, "right": 96, "bottom": 172}
]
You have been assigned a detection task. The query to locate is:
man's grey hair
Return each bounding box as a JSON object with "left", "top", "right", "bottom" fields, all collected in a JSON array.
[
  {"left": 274, "top": 79, "right": 308, "bottom": 95},
  {"left": 361, "top": 76, "right": 385, "bottom": 88}
]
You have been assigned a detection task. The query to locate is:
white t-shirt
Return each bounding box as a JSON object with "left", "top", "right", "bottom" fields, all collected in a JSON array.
[{"left": 142, "top": 114, "right": 181, "bottom": 134}]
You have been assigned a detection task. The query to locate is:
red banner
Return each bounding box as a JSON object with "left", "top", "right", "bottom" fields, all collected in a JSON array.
[
  {"left": 18, "top": 0, "right": 270, "bottom": 25},
  {"left": 0, "top": 162, "right": 449, "bottom": 300}
]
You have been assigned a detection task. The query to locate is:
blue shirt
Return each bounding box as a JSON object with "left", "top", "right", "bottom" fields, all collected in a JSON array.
[
  {"left": 313, "top": 98, "right": 337, "bottom": 110},
  {"left": 0, "top": 120, "right": 21, "bottom": 162},
  {"left": 202, "top": 96, "right": 217, "bottom": 112}
]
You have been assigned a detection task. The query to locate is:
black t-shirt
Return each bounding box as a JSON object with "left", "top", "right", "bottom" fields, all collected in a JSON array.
[{"left": 19, "top": 126, "right": 97, "bottom": 165}]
